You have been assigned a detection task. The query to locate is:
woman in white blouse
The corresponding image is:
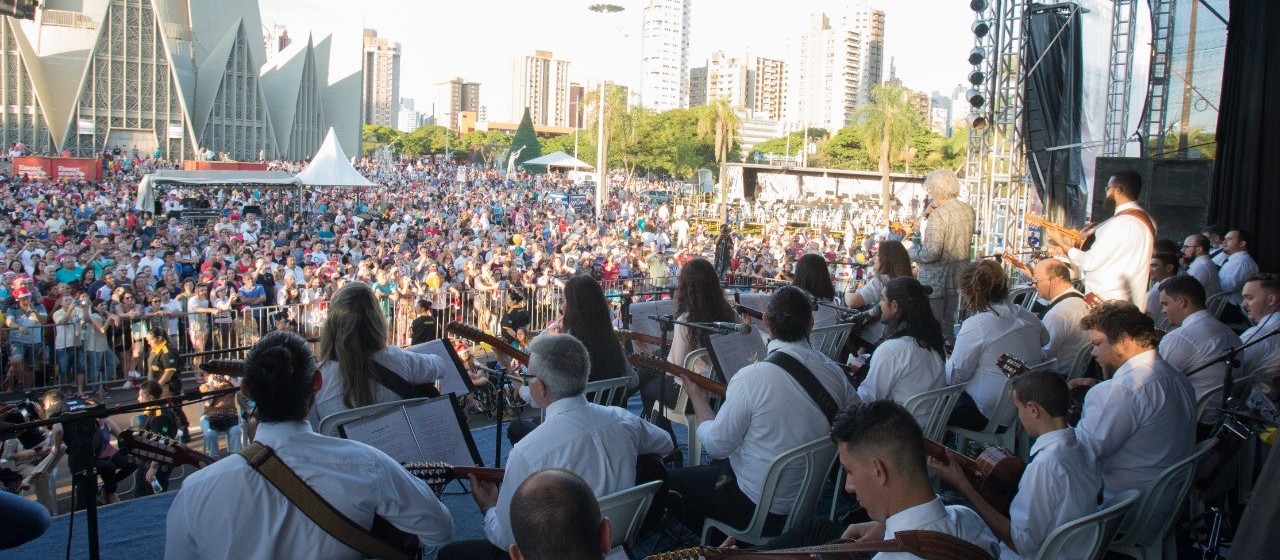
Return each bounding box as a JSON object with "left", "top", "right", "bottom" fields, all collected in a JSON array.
[
  {"left": 857, "top": 276, "right": 948, "bottom": 428},
  {"left": 845, "top": 240, "right": 914, "bottom": 346}
]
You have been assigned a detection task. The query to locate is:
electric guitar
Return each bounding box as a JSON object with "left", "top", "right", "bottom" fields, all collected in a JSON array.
[
  {"left": 628, "top": 352, "right": 727, "bottom": 397},
  {"left": 446, "top": 321, "right": 529, "bottom": 365},
  {"left": 922, "top": 437, "right": 1024, "bottom": 517},
  {"left": 402, "top": 462, "right": 505, "bottom": 496},
  {"left": 117, "top": 428, "right": 217, "bottom": 469}
]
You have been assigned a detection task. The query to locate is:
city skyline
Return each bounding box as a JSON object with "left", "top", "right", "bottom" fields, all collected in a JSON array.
[{"left": 261, "top": 0, "right": 975, "bottom": 127}]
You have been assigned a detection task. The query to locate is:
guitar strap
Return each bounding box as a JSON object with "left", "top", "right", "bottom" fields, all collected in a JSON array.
[
  {"left": 1041, "top": 292, "right": 1083, "bottom": 317},
  {"left": 370, "top": 360, "right": 435, "bottom": 400},
  {"left": 1115, "top": 208, "right": 1157, "bottom": 238},
  {"left": 239, "top": 442, "right": 414, "bottom": 560},
  {"left": 764, "top": 350, "right": 839, "bottom": 424}
]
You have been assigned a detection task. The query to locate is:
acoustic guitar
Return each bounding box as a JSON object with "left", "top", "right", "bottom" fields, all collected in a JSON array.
[
  {"left": 616, "top": 329, "right": 664, "bottom": 347},
  {"left": 628, "top": 352, "right": 727, "bottom": 397},
  {"left": 118, "top": 428, "right": 217, "bottom": 469},
  {"left": 999, "top": 253, "right": 1035, "bottom": 280},
  {"left": 996, "top": 353, "right": 1030, "bottom": 378},
  {"left": 403, "top": 461, "right": 505, "bottom": 496},
  {"left": 644, "top": 530, "right": 996, "bottom": 560},
  {"left": 922, "top": 437, "right": 1024, "bottom": 517},
  {"left": 446, "top": 321, "right": 529, "bottom": 365}
]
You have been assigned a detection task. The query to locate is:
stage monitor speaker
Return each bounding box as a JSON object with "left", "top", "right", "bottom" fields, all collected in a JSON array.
[{"left": 1092, "top": 157, "right": 1213, "bottom": 244}]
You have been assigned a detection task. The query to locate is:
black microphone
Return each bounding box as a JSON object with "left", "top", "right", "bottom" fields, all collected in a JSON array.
[{"left": 705, "top": 321, "right": 753, "bottom": 335}]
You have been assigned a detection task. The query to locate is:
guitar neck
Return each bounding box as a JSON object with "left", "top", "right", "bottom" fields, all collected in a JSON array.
[
  {"left": 616, "top": 329, "right": 663, "bottom": 347},
  {"left": 453, "top": 466, "right": 506, "bottom": 483},
  {"left": 733, "top": 304, "right": 764, "bottom": 321},
  {"left": 446, "top": 322, "right": 530, "bottom": 364},
  {"left": 921, "top": 437, "right": 981, "bottom": 480},
  {"left": 627, "top": 353, "right": 727, "bottom": 397}
]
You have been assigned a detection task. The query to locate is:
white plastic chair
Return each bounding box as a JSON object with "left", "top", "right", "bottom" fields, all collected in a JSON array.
[
  {"left": 650, "top": 349, "right": 722, "bottom": 467},
  {"left": 1109, "top": 438, "right": 1218, "bottom": 560},
  {"left": 1205, "top": 291, "right": 1232, "bottom": 322},
  {"left": 809, "top": 323, "right": 856, "bottom": 362},
  {"left": 1010, "top": 287, "right": 1039, "bottom": 311},
  {"left": 947, "top": 377, "right": 1018, "bottom": 454},
  {"left": 1029, "top": 489, "right": 1140, "bottom": 560},
  {"left": 902, "top": 383, "right": 968, "bottom": 442},
  {"left": 316, "top": 397, "right": 436, "bottom": 438},
  {"left": 701, "top": 437, "right": 838, "bottom": 547},
  {"left": 1194, "top": 385, "right": 1225, "bottom": 425},
  {"left": 598, "top": 480, "right": 663, "bottom": 552}
]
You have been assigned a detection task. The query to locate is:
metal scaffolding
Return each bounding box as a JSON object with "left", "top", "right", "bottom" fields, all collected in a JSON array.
[
  {"left": 1143, "top": 0, "right": 1177, "bottom": 157},
  {"left": 965, "top": 0, "right": 1033, "bottom": 259},
  {"left": 1104, "top": 0, "right": 1140, "bottom": 156}
]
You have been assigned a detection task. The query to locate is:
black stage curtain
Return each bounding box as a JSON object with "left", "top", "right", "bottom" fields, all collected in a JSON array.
[
  {"left": 1023, "top": 7, "right": 1085, "bottom": 227},
  {"left": 1208, "top": 0, "right": 1280, "bottom": 274}
]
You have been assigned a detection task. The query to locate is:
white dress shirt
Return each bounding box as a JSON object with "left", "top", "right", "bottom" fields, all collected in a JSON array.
[
  {"left": 309, "top": 345, "right": 450, "bottom": 426},
  {"left": 1067, "top": 201, "right": 1154, "bottom": 309},
  {"left": 948, "top": 301, "right": 1049, "bottom": 425},
  {"left": 875, "top": 498, "right": 1001, "bottom": 560},
  {"left": 485, "top": 395, "right": 673, "bottom": 550},
  {"left": 847, "top": 274, "right": 891, "bottom": 342},
  {"left": 1040, "top": 290, "right": 1092, "bottom": 374},
  {"left": 1186, "top": 255, "right": 1221, "bottom": 296},
  {"left": 1218, "top": 251, "right": 1259, "bottom": 305},
  {"left": 1075, "top": 350, "right": 1196, "bottom": 499},
  {"left": 697, "top": 339, "right": 858, "bottom": 514},
  {"left": 1158, "top": 310, "right": 1242, "bottom": 421},
  {"left": 858, "top": 336, "right": 945, "bottom": 427},
  {"left": 1240, "top": 312, "right": 1280, "bottom": 379},
  {"left": 1003, "top": 428, "right": 1102, "bottom": 560},
  {"left": 165, "top": 421, "right": 452, "bottom": 560},
  {"left": 1146, "top": 282, "right": 1166, "bottom": 326}
]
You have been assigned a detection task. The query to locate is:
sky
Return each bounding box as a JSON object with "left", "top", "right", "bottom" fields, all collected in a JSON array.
[{"left": 258, "top": 0, "right": 977, "bottom": 123}]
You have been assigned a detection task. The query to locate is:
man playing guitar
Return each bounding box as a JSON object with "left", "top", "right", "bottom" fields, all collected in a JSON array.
[
  {"left": 166, "top": 331, "right": 453, "bottom": 560},
  {"left": 1044, "top": 170, "right": 1155, "bottom": 310}
]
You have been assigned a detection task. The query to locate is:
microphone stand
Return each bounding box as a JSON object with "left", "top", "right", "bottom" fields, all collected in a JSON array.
[{"left": 1183, "top": 322, "right": 1280, "bottom": 416}]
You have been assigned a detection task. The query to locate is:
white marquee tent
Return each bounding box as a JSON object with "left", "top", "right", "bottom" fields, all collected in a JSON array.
[
  {"left": 521, "top": 151, "right": 594, "bottom": 170},
  {"left": 295, "top": 128, "right": 375, "bottom": 187}
]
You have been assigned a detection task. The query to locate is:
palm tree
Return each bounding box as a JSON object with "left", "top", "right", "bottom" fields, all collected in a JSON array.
[
  {"left": 856, "top": 84, "right": 923, "bottom": 222},
  {"left": 696, "top": 99, "right": 741, "bottom": 221}
]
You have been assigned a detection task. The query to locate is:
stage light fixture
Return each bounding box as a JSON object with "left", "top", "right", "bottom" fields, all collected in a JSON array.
[
  {"left": 968, "top": 69, "right": 985, "bottom": 85},
  {"left": 968, "top": 47, "right": 985, "bottom": 66},
  {"left": 972, "top": 20, "right": 990, "bottom": 38},
  {"left": 970, "top": 0, "right": 989, "bottom": 12},
  {"left": 967, "top": 87, "right": 985, "bottom": 108},
  {"left": 969, "top": 111, "right": 988, "bottom": 130}
]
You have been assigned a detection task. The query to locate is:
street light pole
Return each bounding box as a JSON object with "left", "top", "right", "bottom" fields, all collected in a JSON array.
[{"left": 588, "top": 3, "right": 624, "bottom": 219}]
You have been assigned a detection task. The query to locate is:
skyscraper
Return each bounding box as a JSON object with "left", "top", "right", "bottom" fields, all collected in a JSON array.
[
  {"left": 752, "top": 56, "right": 786, "bottom": 121},
  {"left": 784, "top": 1, "right": 884, "bottom": 132},
  {"left": 640, "top": 0, "right": 691, "bottom": 110},
  {"left": 690, "top": 53, "right": 785, "bottom": 120},
  {"left": 436, "top": 77, "right": 481, "bottom": 132},
  {"left": 510, "top": 50, "right": 571, "bottom": 127},
  {"left": 362, "top": 28, "right": 401, "bottom": 128}
]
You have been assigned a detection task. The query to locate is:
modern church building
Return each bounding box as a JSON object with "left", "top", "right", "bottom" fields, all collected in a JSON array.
[{"left": 0, "top": 0, "right": 361, "bottom": 161}]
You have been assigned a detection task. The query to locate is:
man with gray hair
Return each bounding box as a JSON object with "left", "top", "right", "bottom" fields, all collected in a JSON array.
[
  {"left": 439, "top": 333, "right": 673, "bottom": 560},
  {"left": 906, "top": 169, "right": 975, "bottom": 340}
]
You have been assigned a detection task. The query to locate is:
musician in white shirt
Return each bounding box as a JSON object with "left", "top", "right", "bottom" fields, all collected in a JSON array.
[
  {"left": 441, "top": 334, "right": 672, "bottom": 560},
  {"left": 1032, "top": 259, "right": 1092, "bottom": 375},
  {"left": 1072, "top": 302, "right": 1196, "bottom": 540},
  {"left": 857, "top": 277, "right": 946, "bottom": 427},
  {"left": 166, "top": 332, "right": 453, "bottom": 560},
  {"left": 1204, "top": 225, "right": 1228, "bottom": 267},
  {"left": 934, "top": 371, "right": 1101, "bottom": 560},
  {"left": 1146, "top": 252, "right": 1180, "bottom": 327},
  {"left": 1218, "top": 229, "right": 1259, "bottom": 307},
  {"left": 1157, "top": 275, "right": 1242, "bottom": 423},
  {"left": 671, "top": 286, "right": 858, "bottom": 538},
  {"left": 1239, "top": 274, "right": 1280, "bottom": 379},
  {"left": 1181, "top": 234, "right": 1221, "bottom": 295},
  {"left": 947, "top": 261, "right": 1049, "bottom": 430},
  {"left": 1047, "top": 170, "right": 1154, "bottom": 309},
  {"left": 845, "top": 241, "right": 914, "bottom": 347}
]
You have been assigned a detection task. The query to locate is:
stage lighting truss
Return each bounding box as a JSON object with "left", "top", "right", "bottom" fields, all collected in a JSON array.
[
  {"left": 967, "top": 87, "right": 986, "bottom": 108},
  {"left": 968, "top": 69, "right": 986, "bottom": 86},
  {"left": 968, "top": 47, "right": 986, "bottom": 66}
]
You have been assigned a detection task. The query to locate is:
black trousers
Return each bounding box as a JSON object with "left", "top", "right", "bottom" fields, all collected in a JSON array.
[
  {"left": 668, "top": 459, "right": 787, "bottom": 544},
  {"left": 947, "top": 392, "right": 991, "bottom": 432},
  {"left": 437, "top": 540, "right": 509, "bottom": 560},
  {"left": 95, "top": 454, "right": 136, "bottom": 494}
]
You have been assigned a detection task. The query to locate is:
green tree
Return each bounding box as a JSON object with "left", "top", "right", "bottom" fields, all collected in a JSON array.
[
  {"left": 540, "top": 133, "right": 596, "bottom": 167},
  {"left": 753, "top": 128, "right": 829, "bottom": 158},
  {"left": 856, "top": 84, "right": 923, "bottom": 221},
  {"left": 695, "top": 99, "right": 741, "bottom": 220},
  {"left": 510, "top": 107, "right": 544, "bottom": 173},
  {"left": 361, "top": 124, "right": 400, "bottom": 156},
  {"left": 397, "top": 125, "right": 459, "bottom": 157},
  {"left": 459, "top": 130, "right": 512, "bottom": 167},
  {"left": 817, "top": 126, "right": 875, "bottom": 170}
]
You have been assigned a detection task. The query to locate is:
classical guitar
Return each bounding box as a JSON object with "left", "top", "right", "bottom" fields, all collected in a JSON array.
[
  {"left": 922, "top": 437, "right": 1024, "bottom": 517},
  {"left": 118, "top": 428, "right": 217, "bottom": 469},
  {"left": 996, "top": 353, "right": 1030, "bottom": 378},
  {"left": 1083, "top": 292, "right": 1104, "bottom": 308},
  {"left": 733, "top": 304, "right": 764, "bottom": 321},
  {"left": 446, "top": 322, "right": 529, "bottom": 365},
  {"left": 644, "top": 530, "right": 996, "bottom": 560},
  {"left": 628, "top": 352, "right": 727, "bottom": 397},
  {"left": 616, "top": 329, "right": 664, "bottom": 347},
  {"left": 403, "top": 461, "right": 505, "bottom": 495},
  {"left": 1000, "top": 253, "right": 1035, "bottom": 280}
]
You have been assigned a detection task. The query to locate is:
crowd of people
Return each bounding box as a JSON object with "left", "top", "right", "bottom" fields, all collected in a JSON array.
[{"left": 2, "top": 157, "right": 1278, "bottom": 560}]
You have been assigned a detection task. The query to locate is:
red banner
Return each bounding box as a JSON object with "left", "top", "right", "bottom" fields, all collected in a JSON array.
[
  {"left": 183, "top": 160, "right": 268, "bottom": 171},
  {"left": 10, "top": 156, "right": 101, "bottom": 181},
  {"left": 12, "top": 156, "right": 49, "bottom": 179}
]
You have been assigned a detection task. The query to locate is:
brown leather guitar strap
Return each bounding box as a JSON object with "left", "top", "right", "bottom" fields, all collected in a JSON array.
[
  {"left": 239, "top": 442, "right": 413, "bottom": 560},
  {"left": 1116, "top": 208, "right": 1157, "bottom": 238}
]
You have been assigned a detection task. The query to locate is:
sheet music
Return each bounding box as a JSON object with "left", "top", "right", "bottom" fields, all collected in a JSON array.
[
  {"left": 707, "top": 330, "right": 768, "bottom": 382},
  {"left": 403, "top": 398, "right": 480, "bottom": 467},
  {"left": 340, "top": 407, "right": 425, "bottom": 463},
  {"left": 407, "top": 339, "right": 471, "bottom": 396},
  {"left": 627, "top": 299, "right": 678, "bottom": 340}
]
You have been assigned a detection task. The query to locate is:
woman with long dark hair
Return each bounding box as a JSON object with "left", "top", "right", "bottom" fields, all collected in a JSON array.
[
  {"left": 844, "top": 240, "right": 914, "bottom": 344},
  {"left": 668, "top": 258, "right": 738, "bottom": 370},
  {"left": 308, "top": 282, "right": 450, "bottom": 425},
  {"left": 561, "top": 275, "right": 637, "bottom": 389},
  {"left": 791, "top": 253, "right": 839, "bottom": 328},
  {"left": 856, "top": 277, "right": 947, "bottom": 427}
]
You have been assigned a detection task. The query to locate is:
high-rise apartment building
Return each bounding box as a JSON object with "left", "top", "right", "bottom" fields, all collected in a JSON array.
[
  {"left": 398, "top": 98, "right": 420, "bottom": 133},
  {"left": 362, "top": 28, "right": 401, "bottom": 128},
  {"left": 752, "top": 56, "right": 785, "bottom": 121},
  {"left": 690, "top": 53, "right": 785, "bottom": 120},
  {"left": 264, "top": 24, "right": 291, "bottom": 62},
  {"left": 435, "top": 77, "right": 481, "bottom": 132},
  {"left": 688, "top": 67, "right": 708, "bottom": 107},
  {"left": 510, "top": 50, "right": 571, "bottom": 127},
  {"left": 784, "top": 13, "right": 863, "bottom": 133},
  {"left": 640, "top": 0, "right": 691, "bottom": 110}
]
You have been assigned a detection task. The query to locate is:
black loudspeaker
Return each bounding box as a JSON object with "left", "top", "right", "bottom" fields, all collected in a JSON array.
[
  {"left": 1092, "top": 157, "right": 1213, "bottom": 244},
  {"left": 242, "top": 204, "right": 262, "bottom": 218}
]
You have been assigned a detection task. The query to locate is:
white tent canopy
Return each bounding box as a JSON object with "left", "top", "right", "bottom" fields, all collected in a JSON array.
[
  {"left": 136, "top": 170, "right": 302, "bottom": 210},
  {"left": 295, "top": 127, "right": 375, "bottom": 187},
  {"left": 522, "top": 151, "right": 594, "bottom": 170}
]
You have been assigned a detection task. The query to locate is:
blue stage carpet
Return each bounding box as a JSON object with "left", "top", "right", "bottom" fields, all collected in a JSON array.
[{"left": 1, "top": 395, "right": 691, "bottom": 560}]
